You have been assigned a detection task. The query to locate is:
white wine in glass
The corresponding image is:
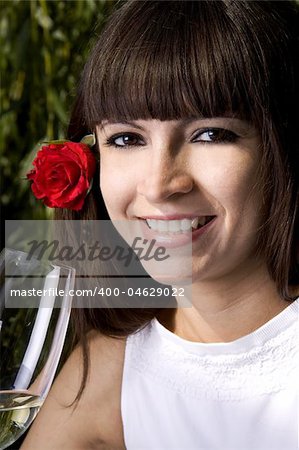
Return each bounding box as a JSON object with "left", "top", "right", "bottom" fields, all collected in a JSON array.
[{"left": 0, "top": 248, "right": 75, "bottom": 449}]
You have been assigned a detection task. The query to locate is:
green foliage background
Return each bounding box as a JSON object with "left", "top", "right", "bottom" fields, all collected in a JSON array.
[
  {"left": 0, "top": 3, "right": 116, "bottom": 446},
  {"left": 0, "top": 0, "right": 116, "bottom": 230}
]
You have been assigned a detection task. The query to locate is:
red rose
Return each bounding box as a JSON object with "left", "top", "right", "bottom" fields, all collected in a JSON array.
[{"left": 27, "top": 141, "right": 96, "bottom": 211}]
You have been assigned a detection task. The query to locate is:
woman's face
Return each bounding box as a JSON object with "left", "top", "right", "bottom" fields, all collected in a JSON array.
[{"left": 96, "top": 118, "right": 264, "bottom": 283}]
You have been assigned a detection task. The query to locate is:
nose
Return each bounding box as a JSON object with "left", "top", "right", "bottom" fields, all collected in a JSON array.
[{"left": 137, "top": 150, "right": 194, "bottom": 203}]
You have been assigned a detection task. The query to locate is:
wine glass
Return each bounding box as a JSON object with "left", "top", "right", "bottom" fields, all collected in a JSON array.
[{"left": 0, "top": 248, "right": 75, "bottom": 449}]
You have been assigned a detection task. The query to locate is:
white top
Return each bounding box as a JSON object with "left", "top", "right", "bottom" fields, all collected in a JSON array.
[{"left": 121, "top": 299, "right": 299, "bottom": 449}]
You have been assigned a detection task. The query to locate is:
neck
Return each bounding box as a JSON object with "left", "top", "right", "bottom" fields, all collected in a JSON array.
[{"left": 159, "top": 263, "right": 291, "bottom": 343}]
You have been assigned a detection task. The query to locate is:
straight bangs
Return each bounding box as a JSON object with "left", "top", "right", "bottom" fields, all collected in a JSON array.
[{"left": 81, "top": 0, "right": 276, "bottom": 128}]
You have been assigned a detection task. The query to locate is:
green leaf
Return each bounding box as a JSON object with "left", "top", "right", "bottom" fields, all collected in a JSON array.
[
  {"left": 80, "top": 134, "right": 96, "bottom": 147},
  {"left": 41, "top": 139, "right": 69, "bottom": 145}
]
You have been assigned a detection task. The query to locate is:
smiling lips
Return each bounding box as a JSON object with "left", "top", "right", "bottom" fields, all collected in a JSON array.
[{"left": 140, "top": 216, "right": 216, "bottom": 234}]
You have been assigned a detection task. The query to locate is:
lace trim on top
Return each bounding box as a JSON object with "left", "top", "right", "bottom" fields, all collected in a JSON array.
[{"left": 127, "top": 300, "right": 299, "bottom": 401}]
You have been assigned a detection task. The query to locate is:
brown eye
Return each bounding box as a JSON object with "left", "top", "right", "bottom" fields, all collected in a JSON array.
[
  {"left": 106, "top": 133, "right": 144, "bottom": 148},
  {"left": 192, "top": 128, "right": 239, "bottom": 143}
]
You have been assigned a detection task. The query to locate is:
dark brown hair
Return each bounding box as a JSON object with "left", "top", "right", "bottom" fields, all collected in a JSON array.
[{"left": 56, "top": 0, "right": 299, "bottom": 396}]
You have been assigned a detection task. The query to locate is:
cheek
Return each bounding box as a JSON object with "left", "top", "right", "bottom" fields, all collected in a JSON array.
[
  {"left": 99, "top": 160, "right": 134, "bottom": 217},
  {"left": 192, "top": 150, "right": 259, "bottom": 210}
]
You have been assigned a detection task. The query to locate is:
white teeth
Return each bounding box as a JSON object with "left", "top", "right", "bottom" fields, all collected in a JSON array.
[
  {"left": 181, "top": 218, "right": 192, "bottom": 231},
  {"left": 191, "top": 217, "right": 199, "bottom": 229},
  {"left": 157, "top": 220, "right": 168, "bottom": 232},
  {"left": 145, "top": 216, "right": 211, "bottom": 233},
  {"left": 146, "top": 219, "right": 156, "bottom": 229},
  {"left": 169, "top": 220, "right": 180, "bottom": 232}
]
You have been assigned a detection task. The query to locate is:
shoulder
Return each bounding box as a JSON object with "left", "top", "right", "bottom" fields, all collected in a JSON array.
[
  {"left": 290, "top": 286, "right": 299, "bottom": 298},
  {"left": 85, "top": 331, "right": 127, "bottom": 444},
  {"left": 22, "top": 331, "right": 127, "bottom": 449}
]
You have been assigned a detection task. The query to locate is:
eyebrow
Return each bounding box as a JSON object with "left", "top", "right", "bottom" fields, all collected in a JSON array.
[
  {"left": 99, "top": 117, "right": 253, "bottom": 134},
  {"left": 100, "top": 118, "right": 224, "bottom": 130},
  {"left": 99, "top": 120, "right": 146, "bottom": 130}
]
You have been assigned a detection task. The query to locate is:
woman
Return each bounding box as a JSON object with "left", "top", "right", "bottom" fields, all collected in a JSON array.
[{"left": 22, "top": 1, "right": 298, "bottom": 449}]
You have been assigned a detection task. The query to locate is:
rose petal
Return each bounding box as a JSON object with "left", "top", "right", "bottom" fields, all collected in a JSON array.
[{"left": 26, "top": 141, "right": 97, "bottom": 211}]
